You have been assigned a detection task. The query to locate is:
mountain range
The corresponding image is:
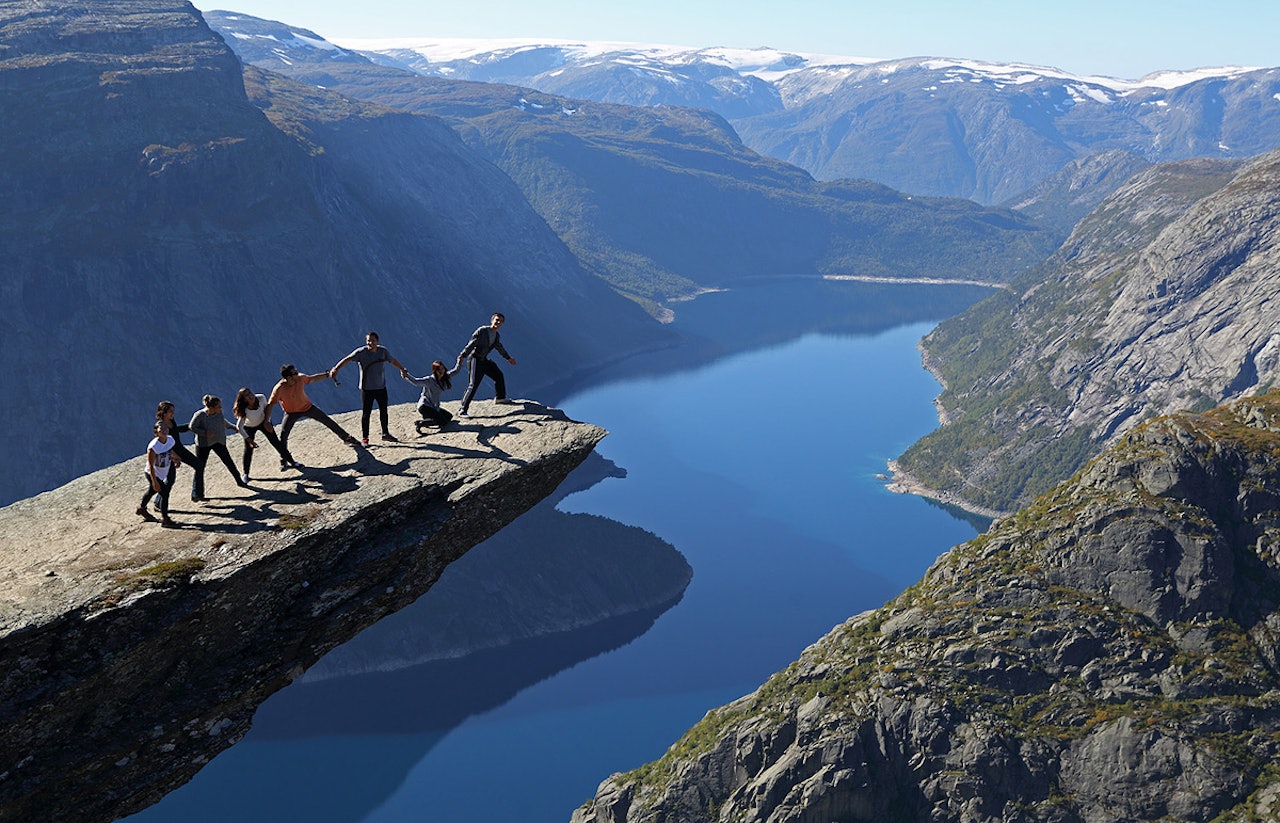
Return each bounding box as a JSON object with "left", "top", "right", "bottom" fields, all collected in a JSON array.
[
  {"left": 205, "top": 13, "right": 1057, "bottom": 316},
  {"left": 339, "top": 38, "right": 1280, "bottom": 204}
]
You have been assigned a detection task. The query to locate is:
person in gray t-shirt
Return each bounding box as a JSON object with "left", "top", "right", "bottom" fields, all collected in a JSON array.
[{"left": 330, "top": 331, "right": 407, "bottom": 444}]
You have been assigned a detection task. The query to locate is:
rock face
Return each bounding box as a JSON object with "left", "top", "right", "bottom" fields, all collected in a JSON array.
[
  {"left": 574, "top": 391, "right": 1280, "bottom": 823},
  {"left": 0, "top": 0, "right": 665, "bottom": 507},
  {"left": 0, "top": 401, "right": 605, "bottom": 822},
  {"left": 896, "top": 149, "right": 1280, "bottom": 514}
]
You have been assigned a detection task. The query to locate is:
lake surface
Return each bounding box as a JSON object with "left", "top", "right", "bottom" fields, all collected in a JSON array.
[{"left": 131, "top": 280, "right": 990, "bottom": 823}]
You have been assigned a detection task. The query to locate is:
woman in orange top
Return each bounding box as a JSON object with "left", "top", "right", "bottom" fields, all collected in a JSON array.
[{"left": 267, "top": 363, "right": 360, "bottom": 469}]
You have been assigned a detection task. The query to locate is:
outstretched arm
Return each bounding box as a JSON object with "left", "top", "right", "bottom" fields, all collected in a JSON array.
[{"left": 328, "top": 354, "right": 353, "bottom": 381}]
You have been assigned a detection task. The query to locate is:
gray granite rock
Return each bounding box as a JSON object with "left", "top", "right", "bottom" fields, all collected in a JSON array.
[{"left": 0, "top": 401, "right": 603, "bottom": 822}]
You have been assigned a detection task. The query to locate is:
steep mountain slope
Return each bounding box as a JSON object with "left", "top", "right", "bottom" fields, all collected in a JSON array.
[
  {"left": 0, "top": 0, "right": 665, "bottom": 506},
  {"left": 895, "top": 151, "right": 1280, "bottom": 514},
  {"left": 1000, "top": 149, "right": 1152, "bottom": 235},
  {"left": 575, "top": 391, "right": 1280, "bottom": 823},
  {"left": 342, "top": 40, "right": 1280, "bottom": 206},
  {"left": 206, "top": 13, "right": 1058, "bottom": 314}
]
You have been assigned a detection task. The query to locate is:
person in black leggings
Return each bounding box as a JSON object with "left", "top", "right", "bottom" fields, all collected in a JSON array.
[
  {"left": 189, "top": 394, "right": 248, "bottom": 501},
  {"left": 232, "top": 387, "right": 289, "bottom": 483}
]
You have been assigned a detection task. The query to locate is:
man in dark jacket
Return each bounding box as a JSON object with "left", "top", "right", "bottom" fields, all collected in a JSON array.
[{"left": 456, "top": 313, "right": 516, "bottom": 417}]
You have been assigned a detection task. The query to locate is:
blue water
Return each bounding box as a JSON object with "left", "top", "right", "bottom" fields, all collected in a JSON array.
[{"left": 132, "top": 284, "right": 984, "bottom": 823}]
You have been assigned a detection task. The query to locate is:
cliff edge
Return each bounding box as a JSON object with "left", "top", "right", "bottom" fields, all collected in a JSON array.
[
  {"left": 0, "top": 401, "right": 603, "bottom": 822},
  {"left": 575, "top": 391, "right": 1280, "bottom": 822}
]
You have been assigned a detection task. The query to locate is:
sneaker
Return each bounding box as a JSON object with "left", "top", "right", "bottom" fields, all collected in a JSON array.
[
  {"left": 494, "top": 398, "right": 513, "bottom": 405},
  {"left": 347, "top": 438, "right": 362, "bottom": 448},
  {"left": 136, "top": 505, "right": 156, "bottom": 521},
  {"left": 191, "top": 495, "right": 203, "bottom": 503},
  {"left": 381, "top": 433, "right": 398, "bottom": 442},
  {"left": 458, "top": 410, "right": 469, "bottom": 418},
  {"left": 279, "top": 459, "right": 290, "bottom": 471},
  {"left": 291, "top": 460, "right": 305, "bottom": 469},
  {"left": 361, "top": 437, "right": 369, "bottom": 446},
  {"left": 161, "top": 518, "right": 178, "bottom": 529},
  {"left": 242, "top": 473, "right": 251, "bottom": 484},
  {"left": 414, "top": 420, "right": 428, "bottom": 435}
]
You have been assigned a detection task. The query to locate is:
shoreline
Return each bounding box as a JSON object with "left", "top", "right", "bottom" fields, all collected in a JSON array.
[{"left": 884, "top": 459, "right": 1011, "bottom": 521}]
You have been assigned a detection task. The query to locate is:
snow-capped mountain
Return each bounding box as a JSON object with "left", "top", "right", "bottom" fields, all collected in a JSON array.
[
  {"left": 324, "top": 37, "right": 1280, "bottom": 202},
  {"left": 212, "top": 14, "right": 1280, "bottom": 204}
]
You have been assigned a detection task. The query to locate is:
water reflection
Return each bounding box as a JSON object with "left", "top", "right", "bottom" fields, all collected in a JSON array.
[{"left": 543, "top": 278, "right": 997, "bottom": 400}]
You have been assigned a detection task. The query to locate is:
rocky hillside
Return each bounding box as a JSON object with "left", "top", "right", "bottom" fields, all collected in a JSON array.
[
  {"left": 574, "top": 391, "right": 1280, "bottom": 823},
  {"left": 206, "top": 13, "right": 1058, "bottom": 314},
  {"left": 0, "top": 401, "right": 649, "bottom": 823},
  {"left": 895, "top": 149, "right": 1279, "bottom": 515},
  {"left": 1000, "top": 149, "right": 1152, "bottom": 236},
  {"left": 0, "top": 0, "right": 666, "bottom": 507}
]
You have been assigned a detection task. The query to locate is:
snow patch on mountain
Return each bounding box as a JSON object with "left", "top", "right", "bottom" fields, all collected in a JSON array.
[{"left": 332, "top": 37, "right": 877, "bottom": 81}]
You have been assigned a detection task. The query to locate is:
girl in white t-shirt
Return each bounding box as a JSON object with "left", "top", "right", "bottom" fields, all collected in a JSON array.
[{"left": 137, "top": 420, "right": 180, "bottom": 527}]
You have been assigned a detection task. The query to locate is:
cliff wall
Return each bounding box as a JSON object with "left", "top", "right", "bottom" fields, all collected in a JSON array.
[
  {"left": 0, "top": 402, "right": 604, "bottom": 822},
  {"left": 897, "top": 150, "right": 1280, "bottom": 515}
]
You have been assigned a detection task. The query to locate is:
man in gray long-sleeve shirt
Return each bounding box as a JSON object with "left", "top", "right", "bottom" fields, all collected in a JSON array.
[{"left": 457, "top": 312, "right": 517, "bottom": 417}]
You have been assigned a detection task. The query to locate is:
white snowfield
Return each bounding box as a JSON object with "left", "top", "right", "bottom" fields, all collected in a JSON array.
[{"left": 329, "top": 36, "right": 1264, "bottom": 93}]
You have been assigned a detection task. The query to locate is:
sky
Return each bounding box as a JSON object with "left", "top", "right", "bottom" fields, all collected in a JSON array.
[{"left": 194, "top": 0, "right": 1278, "bottom": 79}]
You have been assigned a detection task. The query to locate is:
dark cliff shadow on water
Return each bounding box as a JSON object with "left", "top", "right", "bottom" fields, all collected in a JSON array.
[
  {"left": 259, "top": 601, "right": 678, "bottom": 738},
  {"left": 129, "top": 456, "right": 689, "bottom": 823},
  {"left": 129, "top": 606, "right": 678, "bottom": 823},
  {"left": 542, "top": 278, "right": 997, "bottom": 403}
]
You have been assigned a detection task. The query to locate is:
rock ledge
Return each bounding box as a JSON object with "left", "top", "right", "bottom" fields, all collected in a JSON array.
[{"left": 0, "top": 401, "right": 603, "bottom": 822}]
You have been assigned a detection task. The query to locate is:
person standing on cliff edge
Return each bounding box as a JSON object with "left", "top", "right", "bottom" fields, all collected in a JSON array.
[
  {"left": 456, "top": 312, "right": 517, "bottom": 418},
  {"left": 329, "top": 331, "right": 408, "bottom": 445},
  {"left": 267, "top": 363, "right": 360, "bottom": 468},
  {"left": 137, "top": 420, "right": 179, "bottom": 528}
]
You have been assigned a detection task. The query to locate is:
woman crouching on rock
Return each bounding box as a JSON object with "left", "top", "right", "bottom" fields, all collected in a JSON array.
[
  {"left": 403, "top": 359, "right": 463, "bottom": 434},
  {"left": 233, "top": 387, "right": 289, "bottom": 482}
]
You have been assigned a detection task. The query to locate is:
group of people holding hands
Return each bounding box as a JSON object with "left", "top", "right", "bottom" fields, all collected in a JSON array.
[{"left": 138, "top": 313, "right": 518, "bottom": 528}]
